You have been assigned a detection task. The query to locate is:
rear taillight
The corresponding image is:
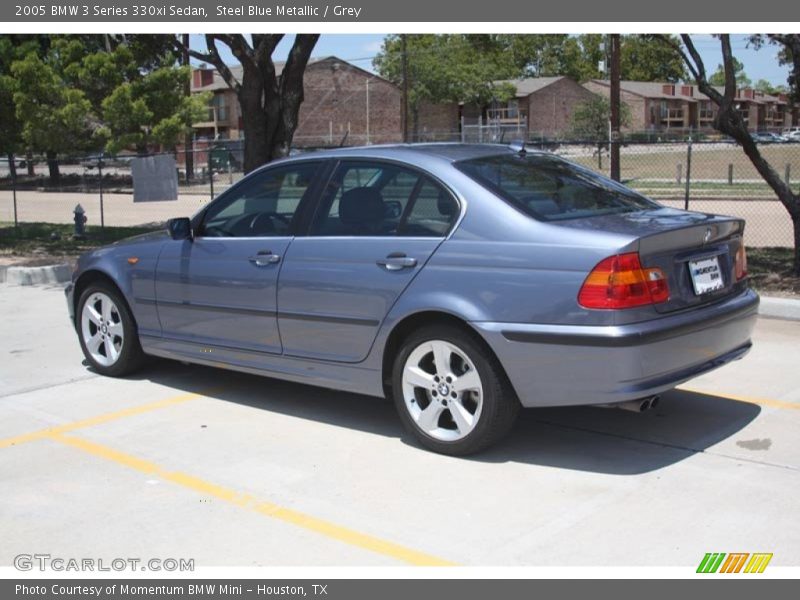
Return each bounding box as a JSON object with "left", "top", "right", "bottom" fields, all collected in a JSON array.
[
  {"left": 735, "top": 244, "right": 748, "bottom": 280},
  {"left": 578, "top": 252, "right": 670, "bottom": 309}
]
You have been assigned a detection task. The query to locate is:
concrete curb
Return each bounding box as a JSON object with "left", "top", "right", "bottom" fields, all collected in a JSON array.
[
  {"left": 2, "top": 264, "right": 72, "bottom": 286},
  {"left": 758, "top": 295, "right": 800, "bottom": 322}
]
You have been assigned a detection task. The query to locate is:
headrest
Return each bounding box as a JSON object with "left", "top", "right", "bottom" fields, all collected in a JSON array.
[{"left": 339, "top": 187, "right": 384, "bottom": 226}]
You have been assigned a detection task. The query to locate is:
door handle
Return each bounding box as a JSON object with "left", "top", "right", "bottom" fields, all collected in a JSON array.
[
  {"left": 248, "top": 250, "right": 281, "bottom": 266},
  {"left": 376, "top": 252, "right": 417, "bottom": 271}
]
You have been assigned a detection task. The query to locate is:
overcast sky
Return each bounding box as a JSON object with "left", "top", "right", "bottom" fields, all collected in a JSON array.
[{"left": 190, "top": 34, "right": 791, "bottom": 86}]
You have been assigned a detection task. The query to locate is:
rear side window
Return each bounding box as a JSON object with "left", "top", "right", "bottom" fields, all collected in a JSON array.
[
  {"left": 456, "top": 154, "right": 657, "bottom": 222},
  {"left": 311, "top": 161, "right": 459, "bottom": 237}
]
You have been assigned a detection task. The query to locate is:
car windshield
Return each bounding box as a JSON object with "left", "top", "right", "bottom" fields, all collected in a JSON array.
[{"left": 456, "top": 153, "right": 659, "bottom": 222}]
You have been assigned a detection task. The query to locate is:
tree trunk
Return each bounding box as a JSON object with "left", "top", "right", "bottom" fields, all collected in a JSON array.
[
  {"left": 677, "top": 35, "right": 800, "bottom": 275},
  {"left": 238, "top": 61, "right": 309, "bottom": 172},
  {"left": 794, "top": 216, "right": 800, "bottom": 277},
  {"left": 26, "top": 153, "right": 34, "bottom": 176},
  {"left": 714, "top": 114, "right": 800, "bottom": 274},
  {"left": 239, "top": 69, "right": 273, "bottom": 173},
  {"left": 46, "top": 150, "right": 59, "bottom": 184}
]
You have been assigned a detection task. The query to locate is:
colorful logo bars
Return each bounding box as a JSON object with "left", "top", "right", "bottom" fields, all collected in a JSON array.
[{"left": 697, "top": 552, "right": 773, "bottom": 573}]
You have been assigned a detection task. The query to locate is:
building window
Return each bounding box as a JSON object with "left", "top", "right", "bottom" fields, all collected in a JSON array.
[{"left": 210, "top": 95, "right": 229, "bottom": 122}]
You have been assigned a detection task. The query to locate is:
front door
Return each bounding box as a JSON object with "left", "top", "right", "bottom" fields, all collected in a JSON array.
[
  {"left": 277, "top": 160, "right": 461, "bottom": 362},
  {"left": 155, "top": 161, "right": 323, "bottom": 354}
]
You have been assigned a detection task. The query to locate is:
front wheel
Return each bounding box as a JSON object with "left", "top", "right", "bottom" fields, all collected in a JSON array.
[
  {"left": 77, "top": 283, "right": 145, "bottom": 377},
  {"left": 392, "top": 326, "right": 519, "bottom": 455}
]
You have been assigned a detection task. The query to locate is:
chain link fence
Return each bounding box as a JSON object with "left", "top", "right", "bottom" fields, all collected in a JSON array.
[{"left": 1, "top": 139, "right": 798, "bottom": 248}]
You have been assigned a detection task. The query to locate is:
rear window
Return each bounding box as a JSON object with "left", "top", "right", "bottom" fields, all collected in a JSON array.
[{"left": 456, "top": 153, "right": 658, "bottom": 222}]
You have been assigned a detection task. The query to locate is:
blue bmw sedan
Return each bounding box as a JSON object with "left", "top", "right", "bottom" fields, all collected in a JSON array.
[{"left": 66, "top": 144, "right": 758, "bottom": 455}]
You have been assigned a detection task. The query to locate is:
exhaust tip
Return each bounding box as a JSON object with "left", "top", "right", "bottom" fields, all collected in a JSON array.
[{"left": 649, "top": 395, "right": 660, "bottom": 410}]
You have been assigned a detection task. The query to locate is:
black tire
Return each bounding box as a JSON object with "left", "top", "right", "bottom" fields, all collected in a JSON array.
[
  {"left": 76, "top": 282, "right": 146, "bottom": 377},
  {"left": 391, "top": 325, "right": 520, "bottom": 456}
]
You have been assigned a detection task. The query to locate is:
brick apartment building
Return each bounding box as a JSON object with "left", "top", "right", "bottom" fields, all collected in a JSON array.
[
  {"left": 583, "top": 79, "right": 794, "bottom": 133},
  {"left": 191, "top": 56, "right": 455, "bottom": 147},
  {"left": 468, "top": 76, "right": 597, "bottom": 138}
]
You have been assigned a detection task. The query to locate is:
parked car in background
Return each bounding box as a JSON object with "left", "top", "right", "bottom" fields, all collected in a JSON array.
[
  {"left": 65, "top": 144, "right": 759, "bottom": 455},
  {"left": 785, "top": 130, "right": 800, "bottom": 143},
  {"left": 752, "top": 132, "right": 787, "bottom": 143}
]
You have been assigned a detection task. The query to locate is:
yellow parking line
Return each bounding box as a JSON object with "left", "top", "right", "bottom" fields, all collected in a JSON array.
[
  {"left": 680, "top": 387, "right": 800, "bottom": 411},
  {"left": 0, "top": 391, "right": 205, "bottom": 450},
  {"left": 49, "top": 432, "right": 455, "bottom": 567}
]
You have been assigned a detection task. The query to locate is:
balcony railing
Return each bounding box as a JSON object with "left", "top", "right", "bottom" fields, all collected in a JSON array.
[
  {"left": 486, "top": 107, "right": 528, "bottom": 124},
  {"left": 660, "top": 108, "right": 684, "bottom": 121}
]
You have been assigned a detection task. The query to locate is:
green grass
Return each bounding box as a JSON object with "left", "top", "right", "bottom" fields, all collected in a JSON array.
[
  {"left": 571, "top": 145, "right": 800, "bottom": 182},
  {"left": 0, "top": 222, "right": 161, "bottom": 256}
]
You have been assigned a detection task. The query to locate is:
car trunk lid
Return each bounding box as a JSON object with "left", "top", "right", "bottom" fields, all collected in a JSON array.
[{"left": 555, "top": 207, "right": 746, "bottom": 313}]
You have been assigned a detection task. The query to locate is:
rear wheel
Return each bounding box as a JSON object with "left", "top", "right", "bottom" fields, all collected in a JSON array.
[
  {"left": 77, "top": 283, "right": 145, "bottom": 377},
  {"left": 392, "top": 325, "right": 519, "bottom": 455}
]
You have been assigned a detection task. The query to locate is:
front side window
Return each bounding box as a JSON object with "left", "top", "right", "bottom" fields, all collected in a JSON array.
[
  {"left": 456, "top": 153, "right": 657, "bottom": 222},
  {"left": 311, "top": 161, "right": 459, "bottom": 237},
  {"left": 200, "top": 162, "right": 320, "bottom": 237}
]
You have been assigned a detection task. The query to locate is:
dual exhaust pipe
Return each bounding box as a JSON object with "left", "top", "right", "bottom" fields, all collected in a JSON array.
[{"left": 600, "top": 395, "right": 660, "bottom": 413}]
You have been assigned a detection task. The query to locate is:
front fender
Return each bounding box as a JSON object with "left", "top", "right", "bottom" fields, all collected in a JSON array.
[{"left": 72, "top": 237, "right": 165, "bottom": 337}]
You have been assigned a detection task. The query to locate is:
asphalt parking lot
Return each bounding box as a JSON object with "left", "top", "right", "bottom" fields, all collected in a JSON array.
[{"left": 1, "top": 283, "right": 798, "bottom": 567}]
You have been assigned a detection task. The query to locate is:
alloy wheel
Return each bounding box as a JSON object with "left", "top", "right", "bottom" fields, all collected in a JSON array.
[
  {"left": 81, "top": 292, "right": 124, "bottom": 367},
  {"left": 401, "top": 339, "right": 484, "bottom": 442}
]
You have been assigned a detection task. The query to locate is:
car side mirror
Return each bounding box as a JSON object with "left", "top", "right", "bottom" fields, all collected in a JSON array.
[{"left": 167, "top": 217, "right": 193, "bottom": 241}]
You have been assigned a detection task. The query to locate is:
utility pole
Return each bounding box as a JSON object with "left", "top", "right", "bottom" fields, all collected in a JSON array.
[
  {"left": 182, "top": 34, "right": 194, "bottom": 182},
  {"left": 401, "top": 34, "right": 409, "bottom": 143},
  {"left": 610, "top": 33, "right": 621, "bottom": 182}
]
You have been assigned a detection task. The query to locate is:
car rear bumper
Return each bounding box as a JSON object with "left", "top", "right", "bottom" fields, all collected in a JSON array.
[{"left": 471, "top": 288, "right": 759, "bottom": 408}]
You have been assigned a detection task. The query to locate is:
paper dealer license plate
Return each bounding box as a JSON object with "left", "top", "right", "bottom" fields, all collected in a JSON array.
[{"left": 689, "top": 256, "right": 724, "bottom": 295}]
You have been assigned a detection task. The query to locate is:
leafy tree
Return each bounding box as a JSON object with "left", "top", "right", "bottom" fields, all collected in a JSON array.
[
  {"left": 0, "top": 36, "right": 49, "bottom": 177},
  {"left": 750, "top": 34, "right": 800, "bottom": 104},
  {"left": 486, "top": 34, "right": 686, "bottom": 82},
  {"left": 180, "top": 34, "right": 319, "bottom": 173},
  {"left": 754, "top": 79, "right": 787, "bottom": 95},
  {"left": 709, "top": 57, "right": 751, "bottom": 87},
  {"left": 8, "top": 35, "right": 207, "bottom": 179},
  {"left": 375, "top": 35, "right": 517, "bottom": 138},
  {"left": 570, "top": 95, "right": 631, "bottom": 167},
  {"left": 11, "top": 53, "right": 94, "bottom": 181},
  {"left": 620, "top": 35, "right": 687, "bottom": 82},
  {"left": 49, "top": 35, "right": 206, "bottom": 155},
  {"left": 98, "top": 65, "right": 208, "bottom": 154}
]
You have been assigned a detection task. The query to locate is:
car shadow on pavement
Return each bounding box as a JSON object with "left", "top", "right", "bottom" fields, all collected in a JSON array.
[{"left": 121, "top": 361, "right": 761, "bottom": 475}]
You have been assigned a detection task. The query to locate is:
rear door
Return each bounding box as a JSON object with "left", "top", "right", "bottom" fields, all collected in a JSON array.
[
  {"left": 277, "top": 160, "right": 461, "bottom": 362},
  {"left": 154, "top": 161, "right": 323, "bottom": 353}
]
